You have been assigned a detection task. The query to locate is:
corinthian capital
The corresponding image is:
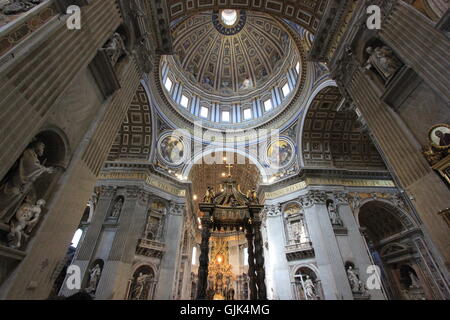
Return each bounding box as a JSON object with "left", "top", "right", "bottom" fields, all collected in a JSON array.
[
  {"left": 299, "top": 190, "right": 327, "bottom": 208},
  {"left": 265, "top": 204, "right": 281, "bottom": 217},
  {"left": 169, "top": 202, "right": 185, "bottom": 216}
]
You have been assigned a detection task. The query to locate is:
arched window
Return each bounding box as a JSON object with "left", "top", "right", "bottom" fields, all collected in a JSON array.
[
  {"left": 71, "top": 229, "right": 83, "bottom": 248},
  {"left": 192, "top": 247, "right": 197, "bottom": 265}
]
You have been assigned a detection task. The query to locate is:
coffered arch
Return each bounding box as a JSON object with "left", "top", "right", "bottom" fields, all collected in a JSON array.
[
  {"left": 301, "top": 86, "right": 386, "bottom": 170},
  {"left": 108, "top": 84, "right": 155, "bottom": 161},
  {"left": 167, "top": 0, "right": 329, "bottom": 34}
]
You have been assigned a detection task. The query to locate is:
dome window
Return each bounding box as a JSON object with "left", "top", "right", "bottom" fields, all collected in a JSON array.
[
  {"left": 296, "top": 62, "right": 301, "bottom": 74},
  {"left": 282, "top": 83, "right": 291, "bottom": 97},
  {"left": 164, "top": 77, "right": 173, "bottom": 92},
  {"left": 243, "top": 108, "right": 252, "bottom": 120},
  {"left": 221, "top": 9, "right": 238, "bottom": 26},
  {"left": 180, "top": 95, "right": 189, "bottom": 108},
  {"left": 264, "top": 99, "right": 273, "bottom": 112},
  {"left": 222, "top": 111, "right": 231, "bottom": 122},
  {"left": 200, "top": 106, "right": 209, "bottom": 119}
]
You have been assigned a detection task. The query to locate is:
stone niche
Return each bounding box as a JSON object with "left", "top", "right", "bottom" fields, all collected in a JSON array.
[{"left": 0, "top": 129, "right": 68, "bottom": 286}]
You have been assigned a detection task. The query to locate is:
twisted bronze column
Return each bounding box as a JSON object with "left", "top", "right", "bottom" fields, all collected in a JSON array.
[
  {"left": 246, "top": 225, "right": 258, "bottom": 300},
  {"left": 254, "top": 221, "right": 267, "bottom": 300},
  {"left": 196, "top": 219, "right": 211, "bottom": 300}
]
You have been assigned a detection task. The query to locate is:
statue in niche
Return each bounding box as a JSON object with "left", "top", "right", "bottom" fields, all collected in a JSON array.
[
  {"left": 86, "top": 264, "right": 102, "bottom": 295},
  {"left": 288, "top": 218, "right": 309, "bottom": 244},
  {"left": 365, "top": 45, "right": 402, "bottom": 81},
  {"left": 131, "top": 273, "right": 151, "bottom": 300},
  {"left": 1, "top": 0, "right": 43, "bottom": 15},
  {"left": 102, "top": 33, "right": 127, "bottom": 66},
  {"left": 288, "top": 220, "right": 302, "bottom": 244},
  {"left": 408, "top": 271, "right": 420, "bottom": 288},
  {"left": 304, "top": 276, "right": 316, "bottom": 300},
  {"left": 326, "top": 200, "right": 343, "bottom": 226},
  {"left": 0, "top": 140, "right": 55, "bottom": 223},
  {"left": 347, "top": 266, "right": 360, "bottom": 293},
  {"left": 7, "top": 199, "right": 45, "bottom": 249},
  {"left": 145, "top": 216, "right": 160, "bottom": 240},
  {"left": 110, "top": 198, "right": 123, "bottom": 218}
]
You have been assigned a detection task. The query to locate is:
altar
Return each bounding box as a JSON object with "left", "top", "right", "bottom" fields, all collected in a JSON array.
[{"left": 196, "top": 177, "right": 266, "bottom": 300}]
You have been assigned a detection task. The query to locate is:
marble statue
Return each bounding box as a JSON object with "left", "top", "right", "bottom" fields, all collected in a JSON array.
[
  {"left": 0, "top": 141, "right": 55, "bottom": 223},
  {"left": 103, "top": 33, "right": 127, "bottom": 66},
  {"left": 409, "top": 271, "right": 420, "bottom": 288},
  {"left": 203, "top": 187, "right": 215, "bottom": 203},
  {"left": 86, "top": 264, "right": 102, "bottom": 295},
  {"left": 304, "top": 276, "right": 316, "bottom": 300},
  {"left": 246, "top": 188, "right": 259, "bottom": 204},
  {"left": 111, "top": 198, "right": 123, "bottom": 218},
  {"left": 1, "top": 0, "right": 42, "bottom": 15},
  {"left": 288, "top": 218, "right": 309, "bottom": 244},
  {"left": 327, "top": 201, "right": 343, "bottom": 226},
  {"left": 365, "top": 45, "right": 402, "bottom": 80},
  {"left": 7, "top": 199, "right": 45, "bottom": 249},
  {"left": 132, "top": 273, "right": 149, "bottom": 300},
  {"left": 347, "top": 266, "right": 360, "bottom": 292}
]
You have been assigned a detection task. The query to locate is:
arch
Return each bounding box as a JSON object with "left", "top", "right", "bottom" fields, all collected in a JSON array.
[
  {"left": 300, "top": 85, "right": 385, "bottom": 170},
  {"left": 166, "top": 0, "right": 328, "bottom": 34},
  {"left": 297, "top": 80, "right": 336, "bottom": 167},
  {"left": 108, "top": 84, "right": 153, "bottom": 161},
  {"left": 292, "top": 263, "right": 320, "bottom": 279},
  {"left": 127, "top": 263, "right": 157, "bottom": 300},
  {"left": 182, "top": 147, "right": 267, "bottom": 181},
  {"left": 355, "top": 199, "right": 419, "bottom": 237},
  {"left": 291, "top": 264, "right": 323, "bottom": 300}
]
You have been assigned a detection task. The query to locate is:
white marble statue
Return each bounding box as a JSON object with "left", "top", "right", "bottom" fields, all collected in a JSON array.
[
  {"left": 0, "top": 141, "right": 54, "bottom": 223},
  {"left": 86, "top": 264, "right": 102, "bottom": 295},
  {"left": 365, "top": 45, "right": 402, "bottom": 80},
  {"left": 103, "top": 33, "right": 127, "bottom": 66},
  {"left": 288, "top": 219, "right": 309, "bottom": 244},
  {"left": 409, "top": 271, "right": 420, "bottom": 288},
  {"left": 347, "top": 266, "right": 360, "bottom": 292},
  {"left": 304, "top": 276, "right": 316, "bottom": 300},
  {"left": 111, "top": 198, "right": 123, "bottom": 218},
  {"left": 327, "top": 201, "right": 342, "bottom": 226},
  {"left": 7, "top": 199, "right": 45, "bottom": 249},
  {"left": 132, "top": 273, "right": 149, "bottom": 300}
]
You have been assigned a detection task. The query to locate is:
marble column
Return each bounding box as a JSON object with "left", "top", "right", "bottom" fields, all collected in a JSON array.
[
  {"left": 96, "top": 187, "right": 148, "bottom": 300},
  {"left": 246, "top": 225, "right": 258, "bottom": 300},
  {"left": 300, "top": 191, "right": 353, "bottom": 300},
  {"left": 336, "top": 195, "right": 385, "bottom": 300},
  {"left": 196, "top": 219, "right": 211, "bottom": 300},
  {"left": 263, "top": 205, "right": 292, "bottom": 300},
  {"left": 155, "top": 203, "right": 185, "bottom": 300},
  {"left": 59, "top": 186, "right": 117, "bottom": 297},
  {"left": 381, "top": 0, "right": 450, "bottom": 101}
]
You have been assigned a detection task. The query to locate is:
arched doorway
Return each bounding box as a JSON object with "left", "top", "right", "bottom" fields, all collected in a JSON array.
[{"left": 358, "top": 200, "right": 434, "bottom": 300}]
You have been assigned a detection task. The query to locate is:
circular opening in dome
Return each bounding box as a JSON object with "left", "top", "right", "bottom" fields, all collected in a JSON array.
[{"left": 220, "top": 9, "right": 238, "bottom": 26}]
